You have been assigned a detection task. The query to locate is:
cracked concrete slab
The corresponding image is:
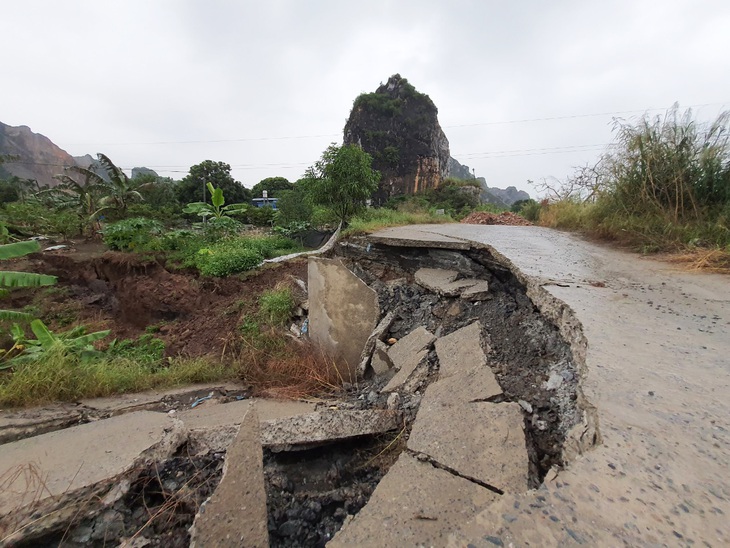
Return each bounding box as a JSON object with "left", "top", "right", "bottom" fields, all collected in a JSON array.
[
  {"left": 373, "top": 223, "right": 730, "bottom": 546},
  {"left": 190, "top": 404, "right": 268, "bottom": 548},
  {"left": 260, "top": 409, "right": 399, "bottom": 451},
  {"left": 329, "top": 453, "right": 499, "bottom": 547},
  {"left": 368, "top": 226, "right": 471, "bottom": 250},
  {"left": 177, "top": 398, "right": 315, "bottom": 431},
  {"left": 308, "top": 257, "right": 380, "bottom": 380},
  {"left": 408, "top": 401, "right": 528, "bottom": 493},
  {"left": 0, "top": 411, "right": 177, "bottom": 519}
]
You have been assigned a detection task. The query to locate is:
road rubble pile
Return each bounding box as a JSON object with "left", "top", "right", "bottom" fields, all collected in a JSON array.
[
  {"left": 460, "top": 211, "right": 532, "bottom": 226},
  {"left": 0, "top": 228, "right": 598, "bottom": 547}
]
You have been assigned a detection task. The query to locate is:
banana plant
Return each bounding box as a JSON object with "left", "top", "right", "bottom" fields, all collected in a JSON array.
[
  {"left": 1, "top": 320, "right": 110, "bottom": 369},
  {"left": 0, "top": 240, "right": 57, "bottom": 322},
  {"left": 183, "top": 182, "right": 249, "bottom": 220}
]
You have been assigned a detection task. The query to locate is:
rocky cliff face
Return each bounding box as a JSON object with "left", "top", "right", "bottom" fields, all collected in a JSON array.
[
  {"left": 446, "top": 156, "right": 531, "bottom": 206},
  {"left": 0, "top": 122, "right": 77, "bottom": 187},
  {"left": 344, "top": 75, "right": 450, "bottom": 204}
]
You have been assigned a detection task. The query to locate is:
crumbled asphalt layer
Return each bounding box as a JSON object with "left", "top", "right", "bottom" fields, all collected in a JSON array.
[
  {"left": 20, "top": 448, "right": 224, "bottom": 548},
  {"left": 264, "top": 437, "right": 397, "bottom": 548},
  {"left": 336, "top": 239, "right": 581, "bottom": 485}
]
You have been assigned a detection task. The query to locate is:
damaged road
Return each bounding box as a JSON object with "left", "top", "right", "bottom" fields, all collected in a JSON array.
[{"left": 2, "top": 223, "right": 727, "bottom": 547}]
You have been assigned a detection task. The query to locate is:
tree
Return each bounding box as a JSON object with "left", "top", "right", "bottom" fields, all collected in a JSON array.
[
  {"left": 177, "top": 160, "right": 251, "bottom": 205},
  {"left": 305, "top": 144, "right": 380, "bottom": 224},
  {"left": 62, "top": 153, "right": 144, "bottom": 215},
  {"left": 251, "top": 176, "right": 293, "bottom": 198},
  {"left": 183, "top": 182, "right": 249, "bottom": 220}
]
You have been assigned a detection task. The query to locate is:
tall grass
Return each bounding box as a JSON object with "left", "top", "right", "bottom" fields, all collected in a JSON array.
[
  {"left": 0, "top": 347, "right": 230, "bottom": 408},
  {"left": 344, "top": 207, "right": 454, "bottom": 235},
  {"left": 541, "top": 106, "right": 730, "bottom": 255}
]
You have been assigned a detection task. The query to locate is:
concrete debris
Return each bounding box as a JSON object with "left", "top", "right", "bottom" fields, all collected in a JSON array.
[
  {"left": 260, "top": 409, "right": 399, "bottom": 451},
  {"left": 329, "top": 453, "right": 500, "bottom": 547},
  {"left": 435, "top": 322, "right": 488, "bottom": 378},
  {"left": 370, "top": 340, "right": 394, "bottom": 375},
  {"left": 190, "top": 403, "right": 269, "bottom": 548},
  {"left": 408, "top": 401, "right": 528, "bottom": 493},
  {"left": 388, "top": 326, "right": 436, "bottom": 367},
  {"left": 415, "top": 268, "right": 480, "bottom": 297},
  {"left": 308, "top": 257, "right": 380, "bottom": 381},
  {"left": 518, "top": 399, "right": 533, "bottom": 413},
  {"left": 461, "top": 280, "right": 490, "bottom": 300},
  {"left": 545, "top": 372, "right": 564, "bottom": 390},
  {"left": 357, "top": 310, "right": 395, "bottom": 376}
]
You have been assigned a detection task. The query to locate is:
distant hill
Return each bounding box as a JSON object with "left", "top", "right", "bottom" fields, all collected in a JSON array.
[
  {"left": 0, "top": 123, "right": 161, "bottom": 188},
  {"left": 446, "top": 156, "right": 530, "bottom": 206},
  {"left": 343, "top": 76, "right": 530, "bottom": 206},
  {"left": 0, "top": 122, "right": 77, "bottom": 187}
]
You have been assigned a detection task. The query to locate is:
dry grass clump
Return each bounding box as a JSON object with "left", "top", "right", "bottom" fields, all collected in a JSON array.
[
  {"left": 237, "top": 339, "right": 346, "bottom": 400},
  {"left": 664, "top": 247, "right": 730, "bottom": 273}
]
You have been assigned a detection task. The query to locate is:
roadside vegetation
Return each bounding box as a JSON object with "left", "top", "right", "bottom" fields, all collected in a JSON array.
[
  {"left": 526, "top": 106, "right": 730, "bottom": 269},
  {"left": 0, "top": 139, "right": 526, "bottom": 406}
]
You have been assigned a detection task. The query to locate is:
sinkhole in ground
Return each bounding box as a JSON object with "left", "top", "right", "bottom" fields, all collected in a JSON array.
[{"left": 9, "top": 237, "right": 593, "bottom": 547}]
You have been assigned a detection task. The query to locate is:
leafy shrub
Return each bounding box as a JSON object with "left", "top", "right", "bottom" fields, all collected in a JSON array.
[
  {"left": 2, "top": 202, "right": 82, "bottom": 238},
  {"left": 197, "top": 247, "right": 263, "bottom": 277},
  {"left": 245, "top": 206, "right": 277, "bottom": 226},
  {"left": 202, "top": 216, "right": 243, "bottom": 240},
  {"left": 276, "top": 189, "right": 313, "bottom": 226},
  {"left": 103, "top": 218, "right": 164, "bottom": 251}
]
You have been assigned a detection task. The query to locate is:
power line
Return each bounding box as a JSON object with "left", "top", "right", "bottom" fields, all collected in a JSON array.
[{"left": 57, "top": 102, "right": 728, "bottom": 147}]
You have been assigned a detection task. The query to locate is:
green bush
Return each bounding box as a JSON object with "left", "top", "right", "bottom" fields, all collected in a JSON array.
[
  {"left": 245, "top": 206, "right": 277, "bottom": 226},
  {"left": 2, "top": 202, "right": 83, "bottom": 238},
  {"left": 103, "top": 218, "right": 164, "bottom": 251},
  {"left": 197, "top": 247, "right": 263, "bottom": 277}
]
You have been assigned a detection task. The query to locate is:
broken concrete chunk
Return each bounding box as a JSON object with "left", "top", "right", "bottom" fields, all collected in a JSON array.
[
  {"left": 380, "top": 327, "right": 435, "bottom": 392},
  {"left": 189, "top": 404, "right": 268, "bottom": 548},
  {"left": 415, "top": 268, "right": 479, "bottom": 296},
  {"left": 308, "top": 257, "right": 380, "bottom": 381},
  {"left": 260, "top": 410, "right": 398, "bottom": 450},
  {"left": 357, "top": 311, "right": 396, "bottom": 376},
  {"left": 408, "top": 401, "right": 528, "bottom": 493},
  {"left": 435, "top": 321, "right": 489, "bottom": 378},
  {"left": 370, "top": 340, "right": 394, "bottom": 375},
  {"left": 329, "top": 453, "right": 499, "bottom": 547},
  {"left": 388, "top": 326, "right": 436, "bottom": 367},
  {"left": 381, "top": 351, "right": 428, "bottom": 393},
  {"left": 461, "top": 280, "right": 490, "bottom": 300}
]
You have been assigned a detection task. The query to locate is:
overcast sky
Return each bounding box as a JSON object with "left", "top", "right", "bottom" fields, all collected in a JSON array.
[{"left": 4, "top": 0, "right": 729, "bottom": 195}]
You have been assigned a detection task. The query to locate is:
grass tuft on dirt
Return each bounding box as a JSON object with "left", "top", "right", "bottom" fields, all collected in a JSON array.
[
  {"left": 0, "top": 346, "right": 231, "bottom": 408},
  {"left": 343, "top": 207, "right": 454, "bottom": 236}
]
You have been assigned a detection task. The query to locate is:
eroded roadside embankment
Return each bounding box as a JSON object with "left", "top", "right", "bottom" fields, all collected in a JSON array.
[{"left": 0, "top": 235, "right": 600, "bottom": 547}]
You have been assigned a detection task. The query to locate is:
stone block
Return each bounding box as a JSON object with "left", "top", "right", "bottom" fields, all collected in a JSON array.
[
  {"left": 408, "top": 401, "right": 528, "bottom": 493},
  {"left": 329, "top": 453, "right": 499, "bottom": 547},
  {"left": 190, "top": 403, "right": 268, "bottom": 547},
  {"left": 308, "top": 257, "right": 380, "bottom": 381},
  {"left": 260, "top": 410, "right": 398, "bottom": 450},
  {"left": 371, "top": 340, "right": 394, "bottom": 375}
]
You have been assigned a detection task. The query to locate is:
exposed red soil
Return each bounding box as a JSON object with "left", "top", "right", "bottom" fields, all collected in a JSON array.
[
  {"left": 4, "top": 245, "right": 308, "bottom": 360},
  {"left": 460, "top": 211, "right": 532, "bottom": 226}
]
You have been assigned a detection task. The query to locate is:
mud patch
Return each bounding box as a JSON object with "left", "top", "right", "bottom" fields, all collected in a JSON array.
[{"left": 10, "top": 250, "right": 308, "bottom": 359}]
